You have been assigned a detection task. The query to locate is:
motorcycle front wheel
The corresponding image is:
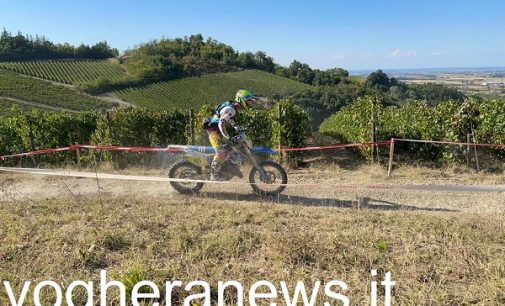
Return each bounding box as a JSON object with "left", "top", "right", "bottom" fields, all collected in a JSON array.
[
  {"left": 249, "top": 161, "right": 288, "bottom": 196},
  {"left": 167, "top": 161, "right": 204, "bottom": 194}
]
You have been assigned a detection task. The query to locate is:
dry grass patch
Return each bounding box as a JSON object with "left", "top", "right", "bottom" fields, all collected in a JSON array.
[{"left": 1, "top": 193, "right": 504, "bottom": 305}]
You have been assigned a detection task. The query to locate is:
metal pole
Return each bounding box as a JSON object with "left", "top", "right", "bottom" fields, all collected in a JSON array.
[{"left": 387, "top": 138, "right": 395, "bottom": 177}]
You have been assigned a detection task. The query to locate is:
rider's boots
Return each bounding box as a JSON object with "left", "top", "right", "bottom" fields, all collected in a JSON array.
[{"left": 210, "top": 159, "right": 226, "bottom": 181}]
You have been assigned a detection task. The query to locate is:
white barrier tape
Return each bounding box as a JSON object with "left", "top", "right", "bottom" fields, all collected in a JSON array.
[
  {"left": 1, "top": 167, "right": 504, "bottom": 193},
  {"left": 0, "top": 167, "right": 229, "bottom": 184}
]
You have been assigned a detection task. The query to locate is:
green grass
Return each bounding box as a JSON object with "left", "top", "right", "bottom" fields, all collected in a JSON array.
[
  {"left": 115, "top": 70, "right": 312, "bottom": 111},
  {"left": 0, "top": 192, "right": 503, "bottom": 305},
  {"left": 0, "top": 70, "right": 116, "bottom": 111},
  {"left": 0, "top": 59, "right": 127, "bottom": 85}
]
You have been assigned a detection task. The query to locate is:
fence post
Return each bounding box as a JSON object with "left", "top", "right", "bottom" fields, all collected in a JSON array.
[
  {"left": 105, "top": 111, "right": 116, "bottom": 165},
  {"left": 470, "top": 126, "right": 480, "bottom": 172},
  {"left": 75, "top": 142, "right": 81, "bottom": 171},
  {"left": 370, "top": 104, "right": 375, "bottom": 163},
  {"left": 387, "top": 138, "right": 395, "bottom": 177},
  {"left": 27, "top": 116, "right": 36, "bottom": 167},
  {"left": 277, "top": 103, "right": 283, "bottom": 163},
  {"left": 105, "top": 111, "right": 114, "bottom": 144},
  {"left": 466, "top": 133, "right": 471, "bottom": 166},
  {"left": 189, "top": 109, "right": 195, "bottom": 145}
]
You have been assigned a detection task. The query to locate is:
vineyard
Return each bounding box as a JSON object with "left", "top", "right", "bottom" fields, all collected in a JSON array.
[
  {"left": 0, "top": 59, "right": 127, "bottom": 85},
  {"left": 0, "top": 70, "right": 116, "bottom": 111},
  {"left": 0, "top": 97, "right": 50, "bottom": 114},
  {"left": 0, "top": 100, "right": 310, "bottom": 168},
  {"left": 115, "top": 70, "right": 312, "bottom": 111},
  {"left": 320, "top": 95, "right": 505, "bottom": 161}
]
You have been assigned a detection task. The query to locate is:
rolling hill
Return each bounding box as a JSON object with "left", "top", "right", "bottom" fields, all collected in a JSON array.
[
  {"left": 0, "top": 60, "right": 312, "bottom": 114},
  {"left": 114, "top": 70, "right": 312, "bottom": 111},
  {"left": 0, "top": 70, "right": 117, "bottom": 112}
]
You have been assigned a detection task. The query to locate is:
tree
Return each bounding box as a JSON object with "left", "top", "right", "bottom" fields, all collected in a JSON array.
[
  {"left": 74, "top": 43, "right": 91, "bottom": 58},
  {"left": 90, "top": 41, "right": 117, "bottom": 58},
  {"left": 238, "top": 52, "right": 256, "bottom": 69},
  {"left": 366, "top": 69, "right": 391, "bottom": 91},
  {"left": 254, "top": 51, "right": 275, "bottom": 72}
]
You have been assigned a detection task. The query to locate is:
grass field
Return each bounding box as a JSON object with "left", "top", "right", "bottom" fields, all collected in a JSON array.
[
  {"left": 0, "top": 60, "right": 127, "bottom": 85},
  {"left": 400, "top": 73, "right": 505, "bottom": 98},
  {"left": 0, "top": 70, "right": 116, "bottom": 111},
  {"left": 115, "top": 70, "right": 312, "bottom": 111},
  {"left": 0, "top": 165, "right": 504, "bottom": 305}
]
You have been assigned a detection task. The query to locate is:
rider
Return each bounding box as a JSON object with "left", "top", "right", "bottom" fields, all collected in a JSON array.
[{"left": 207, "top": 89, "right": 255, "bottom": 181}]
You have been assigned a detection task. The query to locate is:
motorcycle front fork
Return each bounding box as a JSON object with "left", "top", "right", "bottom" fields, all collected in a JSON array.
[{"left": 244, "top": 148, "right": 271, "bottom": 183}]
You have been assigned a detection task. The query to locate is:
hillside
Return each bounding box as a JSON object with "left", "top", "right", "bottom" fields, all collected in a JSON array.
[
  {"left": 114, "top": 70, "right": 312, "bottom": 111},
  {"left": 0, "top": 59, "right": 312, "bottom": 114},
  {"left": 0, "top": 70, "right": 117, "bottom": 112},
  {"left": 0, "top": 97, "right": 50, "bottom": 113},
  {"left": 0, "top": 59, "right": 127, "bottom": 85}
]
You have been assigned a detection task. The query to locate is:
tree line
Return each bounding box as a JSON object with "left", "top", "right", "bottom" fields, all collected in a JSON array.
[{"left": 0, "top": 28, "right": 118, "bottom": 61}]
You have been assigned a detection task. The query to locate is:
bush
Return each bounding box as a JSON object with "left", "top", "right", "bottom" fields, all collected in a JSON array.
[
  {"left": 320, "top": 95, "right": 505, "bottom": 161},
  {"left": 0, "top": 102, "right": 312, "bottom": 167}
]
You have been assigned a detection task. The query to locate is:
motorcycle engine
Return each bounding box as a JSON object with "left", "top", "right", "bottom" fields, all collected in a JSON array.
[{"left": 228, "top": 151, "right": 247, "bottom": 165}]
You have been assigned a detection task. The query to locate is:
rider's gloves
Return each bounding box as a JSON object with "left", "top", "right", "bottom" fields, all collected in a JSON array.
[
  {"left": 223, "top": 141, "right": 233, "bottom": 151},
  {"left": 234, "top": 126, "right": 245, "bottom": 133}
]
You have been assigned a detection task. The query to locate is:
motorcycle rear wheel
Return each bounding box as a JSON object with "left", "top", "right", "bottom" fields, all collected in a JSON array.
[{"left": 167, "top": 161, "right": 204, "bottom": 194}]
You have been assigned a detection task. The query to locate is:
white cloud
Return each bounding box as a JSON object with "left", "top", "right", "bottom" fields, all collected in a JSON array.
[{"left": 389, "top": 49, "right": 417, "bottom": 58}]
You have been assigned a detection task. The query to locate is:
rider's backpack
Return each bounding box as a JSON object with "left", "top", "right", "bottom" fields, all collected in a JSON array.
[
  {"left": 213, "top": 101, "right": 235, "bottom": 115},
  {"left": 203, "top": 101, "right": 236, "bottom": 130}
]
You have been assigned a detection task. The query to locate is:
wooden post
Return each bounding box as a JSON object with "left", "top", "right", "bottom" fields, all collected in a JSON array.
[
  {"left": 473, "top": 139, "right": 480, "bottom": 172},
  {"left": 75, "top": 142, "right": 81, "bottom": 171},
  {"left": 27, "top": 116, "right": 36, "bottom": 167},
  {"left": 387, "top": 138, "right": 395, "bottom": 177},
  {"left": 466, "top": 133, "right": 471, "bottom": 166},
  {"left": 470, "top": 126, "right": 480, "bottom": 172},
  {"left": 105, "top": 111, "right": 114, "bottom": 144},
  {"left": 189, "top": 109, "right": 195, "bottom": 145},
  {"left": 370, "top": 97, "right": 376, "bottom": 163},
  {"left": 105, "top": 111, "right": 115, "bottom": 165}
]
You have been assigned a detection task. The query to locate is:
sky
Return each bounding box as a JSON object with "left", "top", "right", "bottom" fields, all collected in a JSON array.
[{"left": 1, "top": 0, "right": 504, "bottom": 70}]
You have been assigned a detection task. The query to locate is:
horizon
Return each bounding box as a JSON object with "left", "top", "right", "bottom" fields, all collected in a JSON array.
[
  {"left": 1, "top": 0, "right": 504, "bottom": 71},
  {"left": 349, "top": 65, "right": 505, "bottom": 74}
]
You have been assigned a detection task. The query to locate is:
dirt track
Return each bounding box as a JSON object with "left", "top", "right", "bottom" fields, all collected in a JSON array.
[{"left": 1, "top": 167, "right": 504, "bottom": 214}]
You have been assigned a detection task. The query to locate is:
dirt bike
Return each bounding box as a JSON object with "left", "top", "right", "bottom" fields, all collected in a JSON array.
[{"left": 167, "top": 130, "right": 287, "bottom": 196}]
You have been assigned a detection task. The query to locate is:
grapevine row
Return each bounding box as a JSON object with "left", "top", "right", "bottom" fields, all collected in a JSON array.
[
  {"left": 115, "top": 70, "right": 311, "bottom": 111},
  {"left": 0, "top": 60, "right": 127, "bottom": 84}
]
